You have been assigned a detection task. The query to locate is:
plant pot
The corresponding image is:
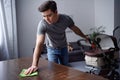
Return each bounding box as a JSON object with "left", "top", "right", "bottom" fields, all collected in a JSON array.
[{"left": 91, "top": 43, "right": 96, "bottom": 49}]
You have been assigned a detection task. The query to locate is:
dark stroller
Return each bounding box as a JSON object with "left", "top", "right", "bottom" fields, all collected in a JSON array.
[{"left": 77, "top": 34, "right": 120, "bottom": 80}]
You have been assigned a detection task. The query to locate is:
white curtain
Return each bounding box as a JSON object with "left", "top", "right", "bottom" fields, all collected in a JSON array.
[{"left": 0, "top": 0, "right": 18, "bottom": 60}]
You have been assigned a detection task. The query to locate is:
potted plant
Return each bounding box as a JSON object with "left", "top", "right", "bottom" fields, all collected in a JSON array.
[{"left": 89, "top": 26, "right": 105, "bottom": 49}]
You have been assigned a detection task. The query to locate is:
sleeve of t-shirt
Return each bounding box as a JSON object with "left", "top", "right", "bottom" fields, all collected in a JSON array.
[
  {"left": 66, "top": 15, "right": 75, "bottom": 28},
  {"left": 37, "top": 20, "right": 46, "bottom": 35}
]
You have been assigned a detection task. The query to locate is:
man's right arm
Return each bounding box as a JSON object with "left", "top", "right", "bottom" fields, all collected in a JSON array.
[
  {"left": 25, "top": 34, "right": 45, "bottom": 74},
  {"left": 32, "top": 34, "right": 45, "bottom": 66}
]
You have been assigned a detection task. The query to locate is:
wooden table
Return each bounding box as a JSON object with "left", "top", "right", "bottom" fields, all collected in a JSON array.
[{"left": 0, "top": 57, "right": 108, "bottom": 80}]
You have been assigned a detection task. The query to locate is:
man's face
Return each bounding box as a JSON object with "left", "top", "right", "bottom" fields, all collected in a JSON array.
[{"left": 41, "top": 9, "right": 58, "bottom": 24}]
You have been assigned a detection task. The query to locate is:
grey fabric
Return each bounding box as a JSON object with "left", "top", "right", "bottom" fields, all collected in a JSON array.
[{"left": 37, "top": 14, "right": 74, "bottom": 48}]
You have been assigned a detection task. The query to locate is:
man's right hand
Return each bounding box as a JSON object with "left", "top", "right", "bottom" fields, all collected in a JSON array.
[{"left": 24, "top": 65, "right": 38, "bottom": 75}]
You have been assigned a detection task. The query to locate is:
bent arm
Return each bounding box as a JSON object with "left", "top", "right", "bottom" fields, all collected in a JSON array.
[
  {"left": 32, "top": 34, "right": 45, "bottom": 66},
  {"left": 70, "top": 25, "right": 87, "bottom": 39}
]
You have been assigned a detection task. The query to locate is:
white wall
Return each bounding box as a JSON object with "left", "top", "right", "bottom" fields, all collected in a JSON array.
[{"left": 95, "top": 0, "right": 114, "bottom": 35}]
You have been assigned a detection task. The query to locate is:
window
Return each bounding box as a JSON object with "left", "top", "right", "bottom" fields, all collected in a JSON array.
[
  {"left": 0, "top": 20, "right": 2, "bottom": 46},
  {"left": 0, "top": 3, "right": 2, "bottom": 46}
]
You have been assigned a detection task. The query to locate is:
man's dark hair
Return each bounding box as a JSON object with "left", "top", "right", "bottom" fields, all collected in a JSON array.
[{"left": 38, "top": 0, "right": 57, "bottom": 12}]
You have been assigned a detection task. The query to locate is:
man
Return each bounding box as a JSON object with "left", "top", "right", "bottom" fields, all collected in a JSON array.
[{"left": 25, "top": 0, "right": 88, "bottom": 74}]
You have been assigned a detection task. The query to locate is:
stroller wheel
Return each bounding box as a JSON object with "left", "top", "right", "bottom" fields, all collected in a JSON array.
[{"left": 108, "top": 71, "right": 120, "bottom": 80}]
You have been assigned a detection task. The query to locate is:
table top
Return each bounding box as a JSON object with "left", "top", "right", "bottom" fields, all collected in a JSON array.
[{"left": 0, "top": 57, "right": 108, "bottom": 80}]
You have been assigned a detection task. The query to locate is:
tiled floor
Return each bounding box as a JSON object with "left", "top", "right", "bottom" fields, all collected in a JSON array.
[
  {"left": 69, "top": 61, "right": 101, "bottom": 74},
  {"left": 69, "top": 61, "right": 90, "bottom": 72},
  {"left": 69, "top": 60, "right": 120, "bottom": 79}
]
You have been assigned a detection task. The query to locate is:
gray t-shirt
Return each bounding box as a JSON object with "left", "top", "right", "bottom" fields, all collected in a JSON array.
[{"left": 37, "top": 14, "right": 74, "bottom": 48}]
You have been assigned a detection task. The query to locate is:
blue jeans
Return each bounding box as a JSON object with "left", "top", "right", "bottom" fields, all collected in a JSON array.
[{"left": 47, "top": 47, "right": 69, "bottom": 65}]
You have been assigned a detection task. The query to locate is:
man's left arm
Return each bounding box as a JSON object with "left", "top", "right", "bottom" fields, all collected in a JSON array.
[{"left": 70, "top": 25, "right": 88, "bottom": 39}]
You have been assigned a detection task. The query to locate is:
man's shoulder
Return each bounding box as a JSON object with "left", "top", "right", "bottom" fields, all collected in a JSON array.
[
  {"left": 59, "top": 14, "right": 72, "bottom": 21},
  {"left": 39, "top": 19, "right": 47, "bottom": 24},
  {"left": 59, "top": 14, "right": 69, "bottom": 18},
  {"left": 38, "top": 19, "right": 48, "bottom": 26},
  {"left": 37, "top": 20, "right": 48, "bottom": 31}
]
